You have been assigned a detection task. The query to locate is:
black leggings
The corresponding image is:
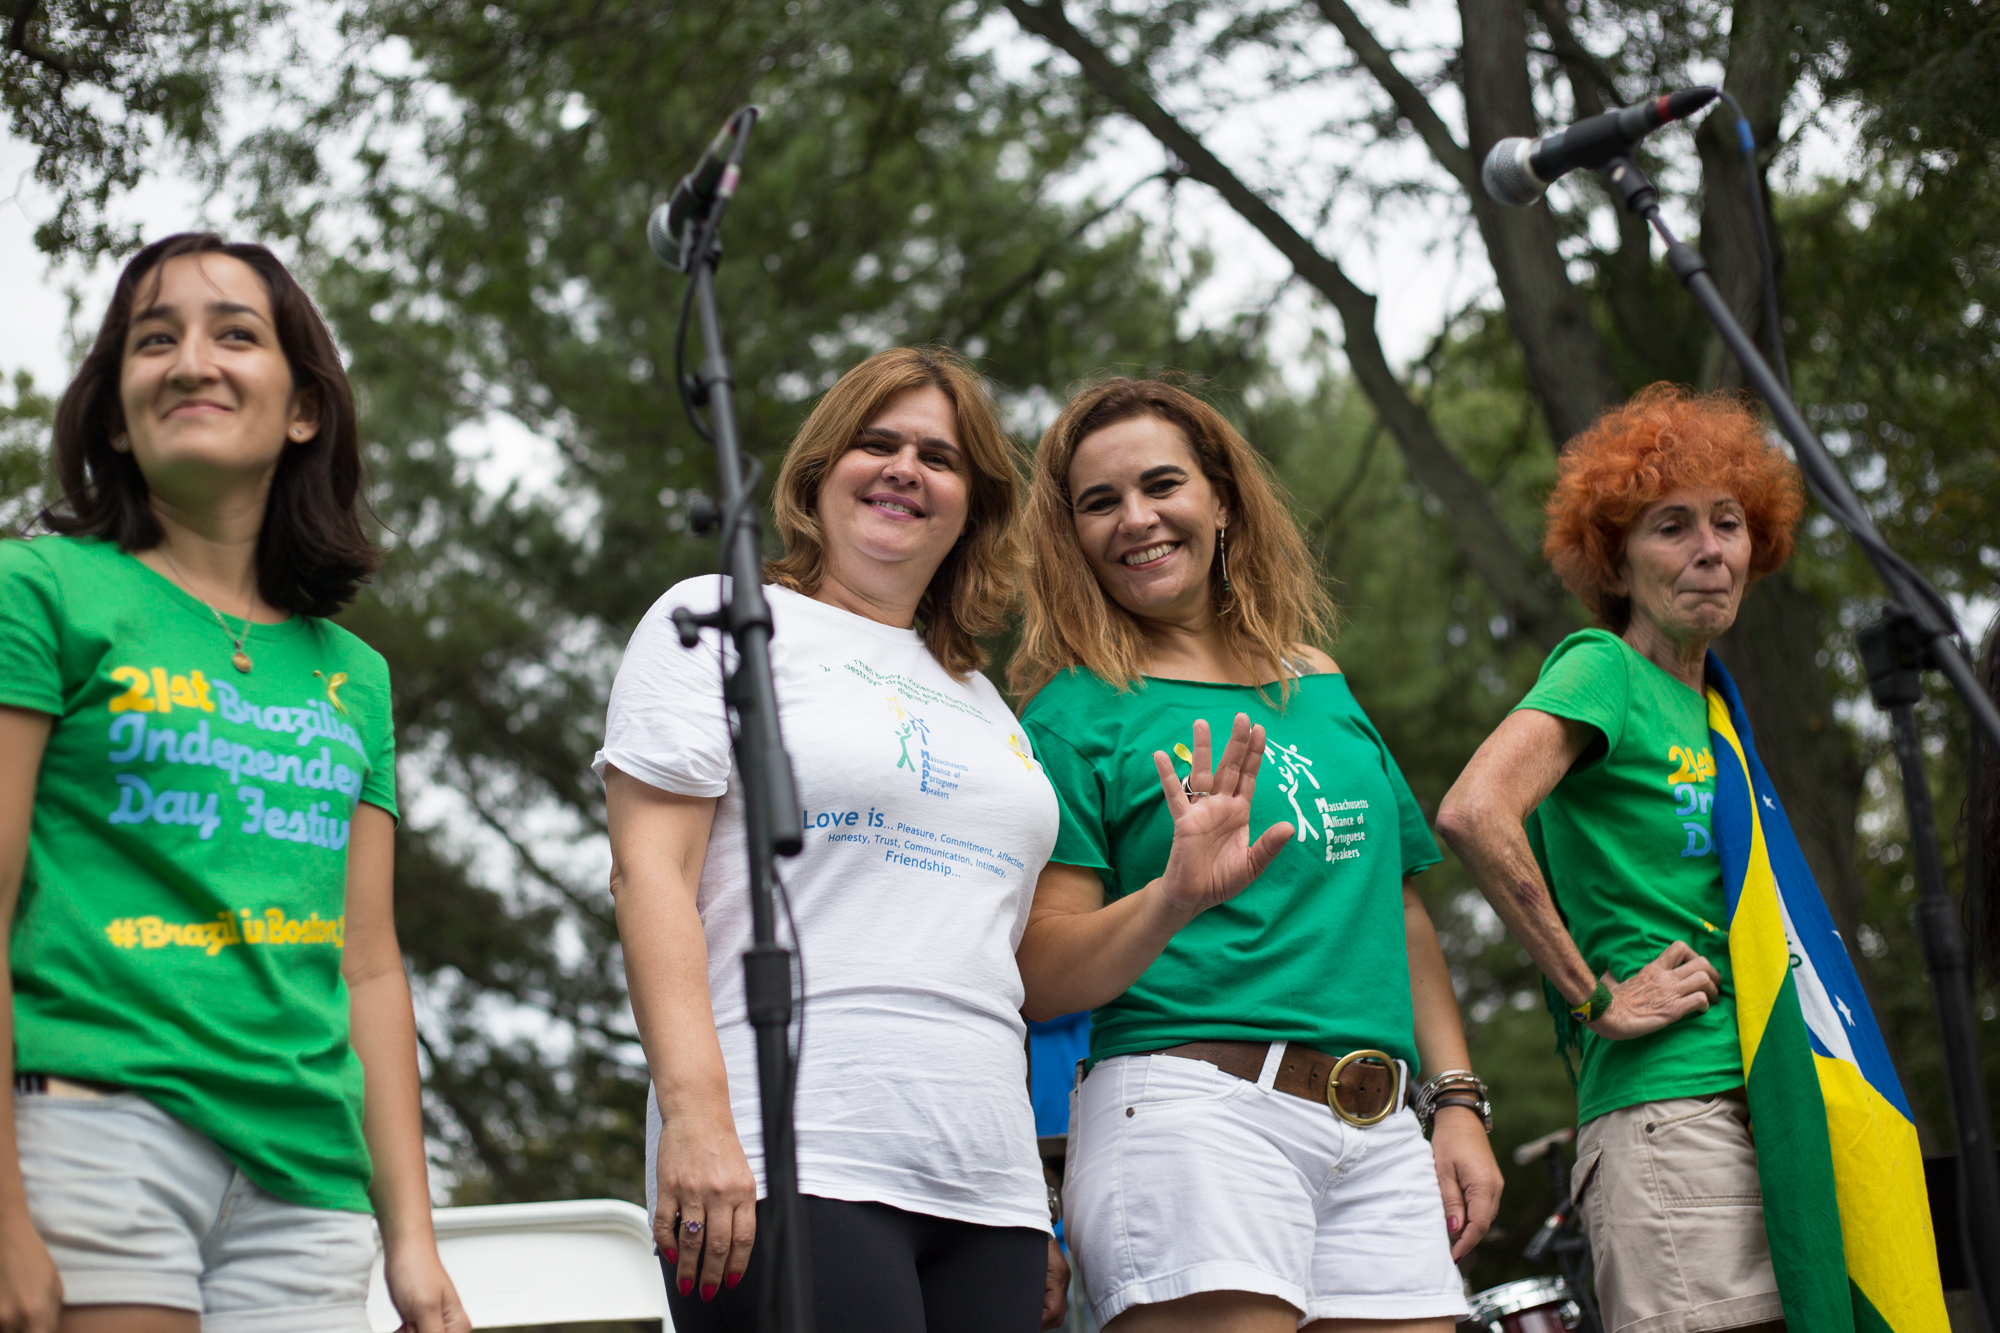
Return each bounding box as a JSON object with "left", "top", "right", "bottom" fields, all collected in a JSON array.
[{"left": 662, "top": 1195, "right": 1047, "bottom": 1333}]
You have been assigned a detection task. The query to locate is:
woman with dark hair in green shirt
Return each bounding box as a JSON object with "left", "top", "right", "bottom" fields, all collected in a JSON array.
[
  {"left": 1011, "top": 378, "right": 1499, "bottom": 1333},
  {"left": 0, "top": 234, "right": 463, "bottom": 1333}
]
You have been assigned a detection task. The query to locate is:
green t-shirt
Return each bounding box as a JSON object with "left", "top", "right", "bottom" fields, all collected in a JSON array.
[
  {"left": 1515, "top": 628, "right": 1742, "bottom": 1125},
  {"left": 0, "top": 535, "right": 396, "bottom": 1213},
  {"left": 1022, "top": 669, "right": 1440, "bottom": 1072}
]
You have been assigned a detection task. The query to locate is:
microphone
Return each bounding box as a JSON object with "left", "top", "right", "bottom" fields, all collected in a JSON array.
[
  {"left": 1481, "top": 87, "right": 1718, "bottom": 206},
  {"left": 647, "top": 109, "right": 758, "bottom": 270}
]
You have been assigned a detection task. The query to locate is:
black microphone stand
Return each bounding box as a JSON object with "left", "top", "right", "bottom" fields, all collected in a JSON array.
[
  {"left": 662, "top": 107, "right": 813, "bottom": 1333},
  {"left": 1595, "top": 152, "right": 2000, "bottom": 1333}
]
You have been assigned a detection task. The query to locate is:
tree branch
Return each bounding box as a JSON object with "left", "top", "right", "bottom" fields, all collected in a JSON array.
[
  {"left": 1310, "top": 0, "right": 1472, "bottom": 186},
  {"left": 1304, "top": 0, "right": 1618, "bottom": 444},
  {"left": 1454, "top": 0, "right": 1620, "bottom": 444},
  {"left": 5, "top": 0, "right": 69, "bottom": 77},
  {"left": 1001, "top": 0, "right": 1573, "bottom": 647},
  {"left": 1524, "top": 0, "right": 1618, "bottom": 117}
]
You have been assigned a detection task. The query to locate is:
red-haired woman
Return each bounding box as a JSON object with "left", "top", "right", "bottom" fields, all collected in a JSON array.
[{"left": 1438, "top": 384, "right": 1805, "bottom": 1333}]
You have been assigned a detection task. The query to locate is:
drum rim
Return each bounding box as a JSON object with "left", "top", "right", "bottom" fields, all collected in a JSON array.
[{"left": 1465, "top": 1275, "right": 1571, "bottom": 1317}]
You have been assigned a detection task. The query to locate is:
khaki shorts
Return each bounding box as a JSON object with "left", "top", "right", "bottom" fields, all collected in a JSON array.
[{"left": 1573, "top": 1094, "right": 1785, "bottom": 1333}]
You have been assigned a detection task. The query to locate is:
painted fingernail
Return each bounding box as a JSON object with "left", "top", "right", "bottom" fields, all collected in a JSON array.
[
  {"left": 679, "top": 1278, "right": 694, "bottom": 1297},
  {"left": 664, "top": 1248, "right": 677, "bottom": 1264},
  {"left": 702, "top": 1284, "right": 718, "bottom": 1301},
  {"left": 1448, "top": 1216, "right": 1462, "bottom": 1232},
  {"left": 726, "top": 1274, "right": 742, "bottom": 1290}
]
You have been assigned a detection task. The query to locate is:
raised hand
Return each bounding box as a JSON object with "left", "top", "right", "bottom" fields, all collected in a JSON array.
[{"left": 1152, "top": 715, "right": 1295, "bottom": 915}]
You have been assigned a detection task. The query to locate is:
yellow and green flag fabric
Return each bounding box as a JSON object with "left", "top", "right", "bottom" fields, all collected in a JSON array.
[{"left": 1706, "top": 654, "right": 1948, "bottom": 1333}]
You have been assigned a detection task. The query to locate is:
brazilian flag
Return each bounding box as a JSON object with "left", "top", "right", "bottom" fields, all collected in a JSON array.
[{"left": 1706, "top": 655, "right": 1948, "bottom": 1332}]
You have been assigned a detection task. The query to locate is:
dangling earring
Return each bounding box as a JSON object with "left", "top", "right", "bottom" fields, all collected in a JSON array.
[{"left": 1217, "top": 526, "right": 1232, "bottom": 598}]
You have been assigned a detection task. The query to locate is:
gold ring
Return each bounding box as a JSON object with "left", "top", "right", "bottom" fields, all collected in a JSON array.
[{"left": 1327, "top": 1049, "right": 1397, "bottom": 1126}]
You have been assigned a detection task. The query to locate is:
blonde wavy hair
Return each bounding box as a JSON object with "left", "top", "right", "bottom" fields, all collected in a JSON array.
[
  {"left": 1008, "top": 377, "right": 1333, "bottom": 704},
  {"left": 766, "top": 346, "right": 1022, "bottom": 679}
]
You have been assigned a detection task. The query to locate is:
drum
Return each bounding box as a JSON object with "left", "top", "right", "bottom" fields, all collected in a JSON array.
[{"left": 1462, "top": 1276, "right": 1581, "bottom": 1333}]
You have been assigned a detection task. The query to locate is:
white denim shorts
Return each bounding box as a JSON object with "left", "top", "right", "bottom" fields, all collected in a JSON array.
[
  {"left": 16, "top": 1082, "right": 378, "bottom": 1332},
  {"left": 1063, "top": 1050, "right": 1469, "bottom": 1328}
]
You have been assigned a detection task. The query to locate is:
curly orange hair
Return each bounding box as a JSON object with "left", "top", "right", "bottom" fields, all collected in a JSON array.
[{"left": 1544, "top": 383, "right": 1805, "bottom": 632}]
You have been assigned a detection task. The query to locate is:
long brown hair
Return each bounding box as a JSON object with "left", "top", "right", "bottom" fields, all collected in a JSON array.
[
  {"left": 766, "top": 346, "right": 1021, "bottom": 680},
  {"left": 1008, "top": 377, "right": 1332, "bottom": 704},
  {"left": 39, "top": 232, "right": 378, "bottom": 617}
]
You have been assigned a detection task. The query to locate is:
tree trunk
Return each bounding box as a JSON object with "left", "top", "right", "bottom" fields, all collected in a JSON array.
[
  {"left": 1457, "top": 0, "right": 1621, "bottom": 443},
  {"left": 1694, "top": 0, "right": 1795, "bottom": 392}
]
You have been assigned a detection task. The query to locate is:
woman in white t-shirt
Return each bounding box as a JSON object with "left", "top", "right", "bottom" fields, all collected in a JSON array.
[{"left": 596, "top": 346, "right": 1066, "bottom": 1333}]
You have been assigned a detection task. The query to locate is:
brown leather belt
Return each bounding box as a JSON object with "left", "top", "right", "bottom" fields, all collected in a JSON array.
[{"left": 1155, "top": 1041, "right": 1406, "bottom": 1126}]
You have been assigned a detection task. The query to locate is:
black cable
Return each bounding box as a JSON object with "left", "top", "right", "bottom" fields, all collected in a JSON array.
[
  {"left": 673, "top": 271, "right": 714, "bottom": 445},
  {"left": 1716, "top": 90, "right": 1792, "bottom": 397},
  {"left": 775, "top": 865, "right": 805, "bottom": 1099}
]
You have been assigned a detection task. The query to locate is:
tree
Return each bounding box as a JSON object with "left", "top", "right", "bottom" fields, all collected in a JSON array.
[{"left": 0, "top": 0, "right": 263, "bottom": 257}]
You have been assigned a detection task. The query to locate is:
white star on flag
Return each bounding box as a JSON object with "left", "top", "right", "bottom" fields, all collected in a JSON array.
[
  {"left": 1763, "top": 794, "right": 1776, "bottom": 810},
  {"left": 1836, "top": 996, "right": 1855, "bottom": 1026}
]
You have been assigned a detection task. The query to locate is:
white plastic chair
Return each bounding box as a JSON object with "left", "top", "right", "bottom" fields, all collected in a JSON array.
[{"left": 366, "top": 1198, "right": 670, "bottom": 1330}]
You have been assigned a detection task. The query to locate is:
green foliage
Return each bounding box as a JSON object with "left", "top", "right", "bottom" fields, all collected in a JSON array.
[
  {"left": 1810, "top": 0, "right": 2000, "bottom": 172},
  {"left": 0, "top": 373, "right": 54, "bottom": 535},
  {"left": 0, "top": 0, "right": 265, "bottom": 258}
]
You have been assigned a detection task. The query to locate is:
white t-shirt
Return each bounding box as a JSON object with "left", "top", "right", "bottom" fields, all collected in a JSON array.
[{"left": 595, "top": 577, "right": 1058, "bottom": 1232}]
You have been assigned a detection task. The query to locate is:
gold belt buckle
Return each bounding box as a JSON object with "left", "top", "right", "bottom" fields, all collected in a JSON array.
[{"left": 1327, "top": 1049, "right": 1397, "bottom": 1127}]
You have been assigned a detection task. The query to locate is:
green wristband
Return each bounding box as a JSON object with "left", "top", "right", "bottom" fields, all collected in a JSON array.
[{"left": 1570, "top": 980, "right": 1613, "bottom": 1024}]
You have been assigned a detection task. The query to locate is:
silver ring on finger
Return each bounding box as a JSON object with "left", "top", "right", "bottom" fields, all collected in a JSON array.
[{"left": 1181, "top": 776, "right": 1208, "bottom": 801}]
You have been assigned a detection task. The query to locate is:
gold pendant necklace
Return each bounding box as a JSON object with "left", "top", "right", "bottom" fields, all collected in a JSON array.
[{"left": 159, "top": 550, "right": 256, "bottom": 674}]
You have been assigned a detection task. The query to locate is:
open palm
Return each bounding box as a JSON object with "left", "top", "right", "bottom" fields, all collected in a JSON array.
[{"left": 1153, "top": 714, "right": 1295, "bottom": 914}]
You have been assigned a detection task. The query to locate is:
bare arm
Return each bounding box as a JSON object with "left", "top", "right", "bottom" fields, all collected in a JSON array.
[
  {"left": 1436, "top": 710, "right": 1598, "bottom": 1002},
  {"left": 1403, "top": 878, "right": 1501, "bottom": 1260},
  {"left": 1017, "top": 715, "right": 1293, "bottom": 1021},
  {"left": 604, "top": 766, "right": 753, "bottom": 1301},
  {"left": 343, "top": 803, "right": 468, "bottom": 1333},
  {"left": 1436, "top": 709, "right": 1720, "bottom": 1038},
  {"left": 0, "top": 706, "right": 60, "bottom": 1333},
  {"left": 1017, "top": 863, "right": 1194, "bottom": 1020}
]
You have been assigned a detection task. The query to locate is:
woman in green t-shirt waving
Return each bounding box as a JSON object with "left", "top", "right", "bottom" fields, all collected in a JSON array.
[
  {"left": 1011, "top": 378, "right": 1499, "bottom": 1332},
  {"left": 1437, "top": 385, "right": 1805, "bottom": 1333},
  {"left": 0, "top": 234, "right": 464, "bottom": 1332}
]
